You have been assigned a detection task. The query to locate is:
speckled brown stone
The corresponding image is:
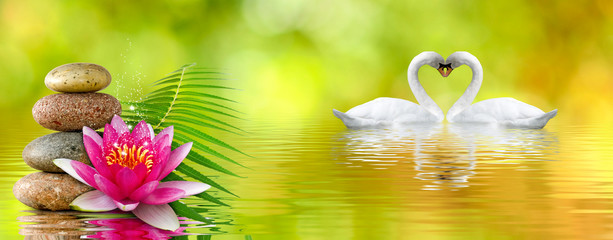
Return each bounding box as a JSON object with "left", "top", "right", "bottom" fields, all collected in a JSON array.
[
  {"left": 23, "top": 132, "right": 91, "bottom": 172},
  {"left": 32, "top": 93, "right": 121, "bottom": 131},
  {"left": 13, "top": 172, "right": 94, "bottom": 211},
  {"left": 45, "top": 63, "right": 111, "bottom": 93}
]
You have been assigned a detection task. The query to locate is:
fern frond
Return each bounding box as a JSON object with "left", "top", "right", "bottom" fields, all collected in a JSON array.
[{"left": 121, "top": 64, "right": 245, "bottom": 211}]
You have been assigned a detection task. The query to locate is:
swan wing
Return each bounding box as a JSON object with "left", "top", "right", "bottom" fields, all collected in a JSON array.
[
  {"left": 451, "top": 97, "right": 545, "bottom": 123},
  {"left": 334, "top": 97, "right": 440, "bottom": 129},
  {"left": 346, "top": 97, "right": 425, "bottom": 120}
]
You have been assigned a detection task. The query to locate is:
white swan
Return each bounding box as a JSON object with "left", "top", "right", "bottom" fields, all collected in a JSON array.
[
  {"left": 333, "top": 52, "right": 447, "bottom": 129},
  {"left": 445, "top": 51, "right": 557, "bottom": 129}
]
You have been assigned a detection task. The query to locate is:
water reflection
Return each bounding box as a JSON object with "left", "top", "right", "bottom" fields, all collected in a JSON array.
[
  {"left": 18, "top": 210, "right": 92, "bottom": 239},
  {"left": 18, "top": 210, "right": 215, "bottom": 239},
  {"left": 84, "top": 217, "right": 199, "bottom": 239},
  {"left": 8, "top": 115, "right": 613, "bottom": 239},
  {"left": 335, "top": 123, "right": 558, "bottom": 190}
]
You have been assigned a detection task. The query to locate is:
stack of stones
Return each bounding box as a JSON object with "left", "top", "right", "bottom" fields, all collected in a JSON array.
[{"left": 13, "top": 63, "right": 122, "bottom": 211}]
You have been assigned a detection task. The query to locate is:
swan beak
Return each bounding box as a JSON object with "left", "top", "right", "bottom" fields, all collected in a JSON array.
[{"left": 438, "top": 67, "right": 453, "bottom": 77}]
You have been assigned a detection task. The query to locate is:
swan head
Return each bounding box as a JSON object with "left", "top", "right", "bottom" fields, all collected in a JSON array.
[
  {"left": 444, "top": 51, "right": 481, "bottom": 76},
  {"left": 412, "top": 51, "right": 448, "bottom": 77},
  {"left": 438, "top": 63, "right": 452, "bottom": 77}
]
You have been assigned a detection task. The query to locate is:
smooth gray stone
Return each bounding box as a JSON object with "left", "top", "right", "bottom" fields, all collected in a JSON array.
[{"left": 23, "top": 132, "right": 92, "bottom": 172}]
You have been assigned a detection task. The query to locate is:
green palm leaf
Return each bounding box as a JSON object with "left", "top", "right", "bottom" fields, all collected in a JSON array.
[
  {"left": 130, "top": 96, "right": 242, "bottom": 113},
  {"left": 165, "top": 172, "right": 231, "bottom": 206},
  {"left": 168, "top": 201, "right": 214, "bottom": 224},
  {"left": 121, "top": 64, "right": 245, "bottom": 221}
]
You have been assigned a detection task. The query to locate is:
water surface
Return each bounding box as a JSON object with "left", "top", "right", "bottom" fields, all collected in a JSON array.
[{"left": 2, "top": 113, "right": 613, "bottom": 239}]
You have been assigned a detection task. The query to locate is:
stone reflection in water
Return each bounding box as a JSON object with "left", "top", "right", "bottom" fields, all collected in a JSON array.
[
  {"left": 18, "top": 210, "right": 93, "bottom": 239},
  {"left": 336, "top": 123, "right": 557, "bottom": 190}
]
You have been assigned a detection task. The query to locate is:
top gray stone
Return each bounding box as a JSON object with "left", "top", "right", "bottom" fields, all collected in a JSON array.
[{"left": 45, "top": 63, "right": 111, "bottom": 93}]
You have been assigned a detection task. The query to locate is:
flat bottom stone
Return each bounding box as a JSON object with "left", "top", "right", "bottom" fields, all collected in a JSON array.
[{"left": 13, "top": 172, "right": 94, "bottom": 211}]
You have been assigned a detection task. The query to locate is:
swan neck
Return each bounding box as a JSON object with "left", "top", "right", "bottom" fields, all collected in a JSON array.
[
  {"left": 448, "top": 60, "right": 483, "bottom": 120},
  {"left": 407, "top": 61, "right": 443, "bottom": 121}
]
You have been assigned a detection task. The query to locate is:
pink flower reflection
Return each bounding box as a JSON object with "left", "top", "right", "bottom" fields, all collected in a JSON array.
[{"left": 86, "top": 217, "right": 191, "bottom": 239}]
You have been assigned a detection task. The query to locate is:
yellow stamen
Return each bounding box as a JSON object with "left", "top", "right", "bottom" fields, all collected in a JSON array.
[{"left": 106, "top": 144, "right": 154, "bottom": 172}]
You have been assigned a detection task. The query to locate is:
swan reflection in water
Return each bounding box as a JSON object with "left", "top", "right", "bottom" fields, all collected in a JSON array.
[{"left": 335, "top": 123, "right": 558, "bottom": 190}]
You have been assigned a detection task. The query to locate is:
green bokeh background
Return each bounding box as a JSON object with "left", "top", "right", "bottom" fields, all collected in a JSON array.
[{"left": 1, "top": 0, "right": 612, "bottom": 122}]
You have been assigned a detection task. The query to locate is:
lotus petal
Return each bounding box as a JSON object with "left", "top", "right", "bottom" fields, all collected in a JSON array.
[
  {"left": 133, "top": 163, "right": 149, "bottom": 184},
  {"left": 116, "top": 129, "right": 135, "bottom": 148},
  {"left": 70, "top": 160, "right": 99, "bottom": 188},
  {"left": 102, "top": 123, "right": 118, "bottom": 146},
  {"left": 83, "top": 135, "right": 102, "bottom": 165},
  {"left": 130, "top": 180, "right": 159, "bottom": 201},
  {"left": 158, "top": 181, "right": 210, "bottom": 197},
  {"left": 147, "top": 124, "right": 155, "bottom": 141},
  {"left": 82, "top": 126, "right": 102, "bottom": 147},
  {"left": 159, "top": 142, "right": 192, "bottom": 180},
  {"left": 145, "top": 164, "right": 163, "bottom": 183},
  {"left": 145, "top": 139, "right": 170, "bottom": 182},
  {"left": 107, "top": 163, "right": 124, "bottom": 179},
  {"left": 114, "top": 199, "right": 140, "bottom": 211},
  {"left": 141, "top": 188, "right": 185, "bottom": 205},
  {"left": 153, "top": 135, "right": 170, "bottom": 158},
  {"left": 83, "top": 135, "right": 112, "bottom": 179},
  {"left": 132, "top": 203, "right": 180, "bottom": 231},
  {"left": 53, "top": 158, "right": 89, "bottom": 186},
  {"left": 153, "top": 125, "right": 173, "bottom": 147},
  {"left": 70, "top": 190, "right": 117, "bottom": 212},
  {"left": 115, "top": 167, "right": 139, "bottom": 196},
  {"left": 156, "top": 144, "right": 171, "bottom": 165},
  {"left": 94, "top": 174, "right": 125, "bottom": 201},
  {"left": 133, "top": 121, "right": 153, "bottom": 146},
  {"left": 111, "top": 115, "right": 130, "bottom": 135}
]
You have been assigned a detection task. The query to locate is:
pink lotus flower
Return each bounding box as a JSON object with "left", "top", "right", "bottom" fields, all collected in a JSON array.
[{"left": 54, "top": 115, "right": 210, "bottom": 231}]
